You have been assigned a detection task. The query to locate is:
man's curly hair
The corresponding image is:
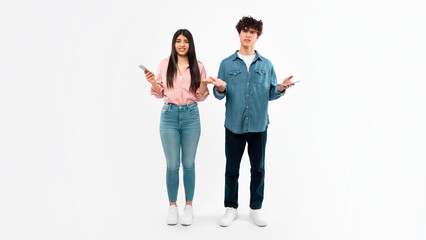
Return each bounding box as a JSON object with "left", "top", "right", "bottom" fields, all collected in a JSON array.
[{"left": 235, "top": 16, "right": 263, "bottom": 36}]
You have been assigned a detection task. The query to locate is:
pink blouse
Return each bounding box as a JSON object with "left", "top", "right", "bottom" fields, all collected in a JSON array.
[{"left": 150, "top": 57, "right": 209, "bottom": 105}]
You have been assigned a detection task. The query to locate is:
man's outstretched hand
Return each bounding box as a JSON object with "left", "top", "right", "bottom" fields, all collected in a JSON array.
[
  {"left": 278, "top": 75, "right": 294, "bottom": 92},
  {"left": 209, "top": 76, "right": 227, "bottom": 93}
]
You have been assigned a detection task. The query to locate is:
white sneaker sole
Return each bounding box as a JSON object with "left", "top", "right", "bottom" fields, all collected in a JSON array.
[
  {"left": 167, "top": 221, "right": 178, "bottom": 226},
  {"left": 181, "top": 218, "right": 193, "bottom": 226},
  {"left": 219, "top": 215, "right": 238, "bottom": 227}
]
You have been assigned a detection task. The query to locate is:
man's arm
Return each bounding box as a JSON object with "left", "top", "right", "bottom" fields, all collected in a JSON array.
[
  {"left": 213, "top": 62, "right": 227, "bottom": 100},
  {"left": 269, "top": 65, "right": 285, "bottom": 101}
]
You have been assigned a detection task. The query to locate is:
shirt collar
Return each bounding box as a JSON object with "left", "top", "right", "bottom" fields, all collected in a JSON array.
[{"left": 232, "top": 50, "right": 262, "bottom": 61}]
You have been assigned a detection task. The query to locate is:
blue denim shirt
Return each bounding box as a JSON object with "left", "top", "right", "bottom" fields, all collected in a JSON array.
[{"left": 213, "top": 51, "right": 285, "bottom": 134}]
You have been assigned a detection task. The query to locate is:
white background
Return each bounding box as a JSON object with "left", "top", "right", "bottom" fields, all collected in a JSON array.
[{"left": 1, "top": 0, "right": 425, "bottom": 239}]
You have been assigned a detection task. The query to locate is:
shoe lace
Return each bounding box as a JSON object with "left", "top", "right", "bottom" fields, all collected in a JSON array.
[
  {"left": 225, "top": 208, "right": 234, "bottom": 215},
  {"left": 168, "top": 206, "right": 177, "bottom": 217},
  {"left": 184, "top": 206, "right": 193, "bottom": 215}
]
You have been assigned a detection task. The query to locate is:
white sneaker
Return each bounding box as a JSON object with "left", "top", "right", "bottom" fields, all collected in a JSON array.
[
  {"left": 181, "top": 205, "right": 194, "bottom": 226},
  {"left": 167, "top": 205, "right": 179, "bottom": 225},
  {"left": 219, "top": 207, "right": 238, "bottom": 227},
  {"left": 249, "top": 209, "right": 267, "bottom": 227}
]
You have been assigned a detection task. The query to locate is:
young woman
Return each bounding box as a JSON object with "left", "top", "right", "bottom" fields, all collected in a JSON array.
[{"left": 144, "top": 29, "right": 213, "bottom": 226}]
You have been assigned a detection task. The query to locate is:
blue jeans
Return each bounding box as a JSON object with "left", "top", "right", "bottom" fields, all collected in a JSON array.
[{"left": 159, "top": 102, "right": 201, "bottom": 203}]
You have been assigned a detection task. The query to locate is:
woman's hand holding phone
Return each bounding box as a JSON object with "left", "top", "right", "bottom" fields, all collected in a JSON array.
[
  {"left": 139, "top": 64, "right": 156, "bottom": 84},
  {"left": 144, "top": 70, "right": 156, "bottom": 84}
]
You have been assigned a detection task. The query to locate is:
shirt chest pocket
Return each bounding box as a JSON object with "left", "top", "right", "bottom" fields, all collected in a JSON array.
[
  {"left": 228, "top": 70, "right": 243, "bottom": 84},
  {"left": 253, "top": 69, "right": 267, "bottom": 84}
]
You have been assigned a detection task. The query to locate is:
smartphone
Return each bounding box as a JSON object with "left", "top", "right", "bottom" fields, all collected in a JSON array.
[
  {"left": 138, "top": 64, "right": 151, "bottom": 73},
  {"left": 284, "top": 80, "right": 301, "bottom": 86}
]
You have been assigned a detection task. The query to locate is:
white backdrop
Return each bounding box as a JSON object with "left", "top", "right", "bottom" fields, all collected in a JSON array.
[{"left": 1, "top": 0, "right": 425, "bottom": 239}]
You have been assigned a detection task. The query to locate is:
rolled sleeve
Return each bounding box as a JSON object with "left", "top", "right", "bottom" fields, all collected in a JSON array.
[
  {"left": 268, "top": 65, "right": 285, "bottom": 101},
  {"left": 213, "top": 86, "right": 226, "bottom": 100},
  {"left": 195, "top": 63, "right": 209, "bottom": 102},
  {"left": 269, "top": 85, "right": 285, "bottom": 100},
  {"left": 196, "top": 88, "right": 209, "bottom": 101}
]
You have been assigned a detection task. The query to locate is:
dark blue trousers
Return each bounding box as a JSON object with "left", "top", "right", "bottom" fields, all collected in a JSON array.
[{"left": 224, "top": 127, "right": 267, "bottom": 210}]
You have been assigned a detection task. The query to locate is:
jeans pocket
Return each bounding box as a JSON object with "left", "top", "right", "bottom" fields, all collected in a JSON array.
[
  {"left": 188, "top": 106, "right": 199, "bottom": 115},
  {"left": 161, "top": 105, "right": 171, "bottom": 114}
]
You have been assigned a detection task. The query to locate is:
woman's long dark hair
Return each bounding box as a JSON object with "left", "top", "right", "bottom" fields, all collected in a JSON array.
[{"left": 166, "top": 29, "right": 200, "bottom": 94}]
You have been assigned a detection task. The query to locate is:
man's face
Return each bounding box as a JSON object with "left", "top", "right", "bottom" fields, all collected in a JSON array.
[{"left": 239, "top": 27, "right": 259, "bottom": 48}]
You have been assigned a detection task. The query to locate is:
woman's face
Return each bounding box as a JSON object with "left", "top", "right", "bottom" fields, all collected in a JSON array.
[{"left": 175, "top": 34, "right": 189, "bottom": 56}]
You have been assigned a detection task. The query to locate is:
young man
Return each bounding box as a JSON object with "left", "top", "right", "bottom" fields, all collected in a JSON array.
[{"left": 211, "top": 16, "right": 295, "bottom": 227}]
